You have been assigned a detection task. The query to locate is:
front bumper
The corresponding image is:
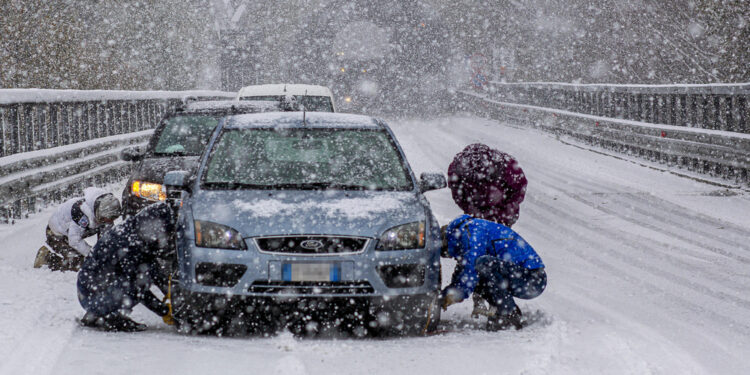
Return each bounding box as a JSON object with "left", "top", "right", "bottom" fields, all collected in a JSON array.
[{"left": 175, "top": 236, "right": 441, "bottom": 299}]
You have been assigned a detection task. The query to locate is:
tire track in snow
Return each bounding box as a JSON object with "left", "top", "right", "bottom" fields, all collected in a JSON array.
[
  {"left": 521, "top": 208, "right": 747, "bottom": 373},
  {"left": 522, "top": 195, "right": 750, "bottom": 333},
  {"left": 530, "top": 164, "right": 750, "bottom": 256},
  {"left": 528, "top": 172, "right": 750, "bottom": 293}
]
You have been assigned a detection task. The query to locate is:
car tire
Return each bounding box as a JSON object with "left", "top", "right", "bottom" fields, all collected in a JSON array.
[{"left": 369, "top": 292, "right": 440, "bottom": 336}]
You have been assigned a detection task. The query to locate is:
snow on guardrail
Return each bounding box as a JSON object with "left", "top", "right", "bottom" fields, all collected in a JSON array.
[
  {"left": 480, "top": 81, "right": 750, "bottom": 134},
  {"left": 458, "top": 90, "right": 750, "bottom": 187},
  {"left": 0, "top": 89, "right": 233, "bottom": 223}
]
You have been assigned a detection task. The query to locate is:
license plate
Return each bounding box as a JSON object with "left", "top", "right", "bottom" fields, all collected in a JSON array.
[{"left": 282, "top": 263, "right": 341, "bottom": 282}]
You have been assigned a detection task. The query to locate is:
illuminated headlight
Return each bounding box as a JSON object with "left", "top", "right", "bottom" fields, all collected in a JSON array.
[
  {"left": 344, "top": 96, "right": 352, "bottom": 103},
  {"left": 194, "top": 220, "right": 247, "bottom": 250},
  {"left": 376, "top": 221, "right": 425, "bottom": 251},
  {"left": 131, "top": 181, "right": 166, "bottom": 201}
]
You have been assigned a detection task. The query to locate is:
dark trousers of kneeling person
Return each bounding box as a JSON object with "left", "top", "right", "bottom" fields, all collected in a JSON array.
[
  {"left": 77, "top": 268, "right": 169, "bottom": 331},
  {"left": 474, "top": 255, "right": 547, "bottom": 330}
]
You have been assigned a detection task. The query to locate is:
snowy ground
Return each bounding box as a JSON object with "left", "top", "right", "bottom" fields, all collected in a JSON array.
[{"left": 1, "top": 115, "right": 749, "bottom": 375}]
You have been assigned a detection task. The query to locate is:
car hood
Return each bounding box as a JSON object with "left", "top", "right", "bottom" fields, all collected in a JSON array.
[
  {"left": 133, "top": 156, "right": 200, "bottom": 183},
  {"left": 188, "top": 190, "right": 425, "bottom": 238}
]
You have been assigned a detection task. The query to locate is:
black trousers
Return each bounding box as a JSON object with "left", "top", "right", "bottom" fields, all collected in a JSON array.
[{"left": 474, "top": 255, "right": 547, "bottom": 315}]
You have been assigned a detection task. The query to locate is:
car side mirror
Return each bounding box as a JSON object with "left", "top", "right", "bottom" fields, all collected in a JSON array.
[
  {"left": 419, "top": 172, "right": 447, "bottom": 193},
  {"left": 120, "top": 147, "right": 144, "bottom": 162},
  {"left": 164, "top": 170, "right": 191, "bottom": 196}
]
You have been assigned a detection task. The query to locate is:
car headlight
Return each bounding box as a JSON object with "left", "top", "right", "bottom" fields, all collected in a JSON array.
[
  {"left": 131, "top": 181, "right": 166, "bottom": 201},
  {"left": 376, "top": 221, "right": 425, "bottom": 251},
  {"left": 194, "top": 220, "right": 247, "bottom": 250}
]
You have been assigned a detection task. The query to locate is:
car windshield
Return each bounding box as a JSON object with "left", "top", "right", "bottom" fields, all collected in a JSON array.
[
  {"left": 153, "top": 115, "right": 220, "bottom": 156},
  {"left": 239, "top": 95, "right": 334, "bottom": 112},
  {"left": 202, "top": 128, "right": 412, "bottom": 191}
]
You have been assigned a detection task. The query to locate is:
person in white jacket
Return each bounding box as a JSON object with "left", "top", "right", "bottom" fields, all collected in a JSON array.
[{"left": 33, "top": 187, "right": 122, "bottom": 271}]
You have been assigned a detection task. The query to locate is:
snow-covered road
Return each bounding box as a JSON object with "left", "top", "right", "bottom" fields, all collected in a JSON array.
[{"left": 1, "top": 115, "right": 749, "bottom": 375}]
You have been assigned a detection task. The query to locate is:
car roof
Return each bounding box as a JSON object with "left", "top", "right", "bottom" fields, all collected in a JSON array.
[
  {"left": 236, "top": 84, "right": 333, "bottom": 98},
  {"left": 180, "top": 100, "right": 281, "bottom": 114},
  {"left": 224, "top": 112, "right": 383, "bottom": 130}
]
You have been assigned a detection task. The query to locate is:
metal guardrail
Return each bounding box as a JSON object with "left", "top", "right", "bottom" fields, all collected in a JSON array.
[
  {"left": 485, "top": 82, "right": 750, "bottom": 134},
  {"left": 458, "top": 90, "right": 750, "bottom": 187},
  {"left": 0, "top": 90, "right": 234, "bottom": 223}
]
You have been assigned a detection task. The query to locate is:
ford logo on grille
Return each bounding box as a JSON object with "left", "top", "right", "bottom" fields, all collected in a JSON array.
[{"left": 300, "top": 240, "right": 325, "bottom": 250}]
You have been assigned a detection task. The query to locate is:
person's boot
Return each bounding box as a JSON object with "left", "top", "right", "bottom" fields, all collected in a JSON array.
[
  {"left": 102, "top": 314, "right": 147, "bottom": 332},
  {"left": 81, "top": 312, "right": 146, "bottom": 332},
  {"left": 33, "top": 246, "right": 50, "bottom": 268},
  {"left": 486, "top": 305, "right": 523, "bottom": 331},
  {"left": 80, "top": 311, "right": 103, "bottom": 328},
  {"left": 471, "top": 295, "right": 498, "bottom": 318}
]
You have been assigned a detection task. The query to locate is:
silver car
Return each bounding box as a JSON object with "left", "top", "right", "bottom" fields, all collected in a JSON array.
[{"left": 166, "top": 112, "right": 446, "bottom": 336}]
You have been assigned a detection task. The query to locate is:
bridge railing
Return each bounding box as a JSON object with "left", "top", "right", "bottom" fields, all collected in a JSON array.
[
  {"left": 458, "top": 82, "right": 750, "bottom": 187},
  {"left": 485, "top": 82, "right": 750, "bottom": 134},
  {"left": 0, "top": 89, "right": 234, "bottom": 222}
]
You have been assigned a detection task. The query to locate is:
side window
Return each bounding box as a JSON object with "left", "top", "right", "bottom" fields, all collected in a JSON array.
[{"left": 153, "top": 116, "right": 219, "bottom": 156}]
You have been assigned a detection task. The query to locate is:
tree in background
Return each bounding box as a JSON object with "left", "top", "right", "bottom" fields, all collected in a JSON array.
[
  {"left": 0, "top": 0, "right": 84, "bottom": 88},
  {"left": 1, "top": 0, "right": 747, "bottom": 90},
  {"left": 1, "top": 0, "right": 217, "bottom": 90}
]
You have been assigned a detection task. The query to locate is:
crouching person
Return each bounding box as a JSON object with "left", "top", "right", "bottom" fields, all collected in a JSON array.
[
  {"left": 77, "top": 202, "right": 176, "bottom": 332},
  {"left": 34, "top": 187, "right": 121, "bottom": 271},
  {"left": 441, "top": 143, "right": 546, "bottom": 330},
  {"left": 441, "top": 216, "right": 546, "bottom": 330}
]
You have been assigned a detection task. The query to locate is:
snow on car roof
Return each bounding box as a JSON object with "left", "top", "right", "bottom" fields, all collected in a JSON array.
[
  {"left": 183, "top": 100, "right": 280, "bottom": 112},
  {"left": 225, "top": 112, "right": 382, "bottom": 129},
  {"left": 236, "top": 84, "right": 333, "bottom": 98}
]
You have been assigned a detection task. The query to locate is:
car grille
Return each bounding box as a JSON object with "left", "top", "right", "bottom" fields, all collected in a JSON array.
[
  {"left": 248, "top": 281, "right": 375, "bottom": 295},
  {"left": 254, "top": 236, "right": 369, "bottom": 255}
]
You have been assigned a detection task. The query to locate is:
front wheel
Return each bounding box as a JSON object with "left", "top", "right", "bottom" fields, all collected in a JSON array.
[{"left": 369, "top": 292, "right": 441, "bottom": 336}]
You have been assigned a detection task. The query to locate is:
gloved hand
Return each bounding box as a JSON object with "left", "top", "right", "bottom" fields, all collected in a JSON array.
[{"left": 441, "top": 288, "right": 463, "bottom": 310}]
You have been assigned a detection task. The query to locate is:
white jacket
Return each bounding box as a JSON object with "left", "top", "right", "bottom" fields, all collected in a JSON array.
[{"left": 47, "top": 187, "right": 109, "bottom": 256}]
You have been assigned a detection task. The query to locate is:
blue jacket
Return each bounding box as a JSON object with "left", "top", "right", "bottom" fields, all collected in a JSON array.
[{"left": 444, "top": 214, "right": 544, "bottom": 300}]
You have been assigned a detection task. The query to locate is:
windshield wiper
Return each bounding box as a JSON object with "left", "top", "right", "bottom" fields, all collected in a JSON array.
[
  {"left": 202, "top": 182, "right": 269, "bottom": 190},
  {"left": 271, "top": 183, "right": 374, "bottom": 190},
  {"left": 203, "top": 181, "right": 389, "bottom": 191},
  {"left": 202, "top": 182, "right": 384, "bottom": 191},
  {"left": 154, "top": 151, "right": 191, "bottom": 157}
]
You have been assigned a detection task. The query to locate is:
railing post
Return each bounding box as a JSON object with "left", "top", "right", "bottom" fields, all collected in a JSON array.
[
  {"left": 20, "top": 104, "right": 30, "bottom": 153},
  {"left": 634, "top": 94, "right": 643, "bottom": 122},
  {"left": 712, "top": 96, "right": 721, "bottom": 130},
  {"left": 678, "top": 95, "right": 687, "bottom": 126},
  {"left": 43, "top": 104, "right": 51, "bottom": 148},
  {"left": 667, "top": 94, "right": 677, "bottom": 125},
  {"left": 719, "top": 95, "right": 729, "bottom": 131},
  {"left": 739, "top": 96, "right": 749, "bottom": 133},
  {"left": 0, "top": 106, "right": 6, "bottom": 157}
]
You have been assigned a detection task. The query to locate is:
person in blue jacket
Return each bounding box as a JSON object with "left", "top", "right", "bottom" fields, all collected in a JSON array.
[
  {"left": 77, "top": 202, "right": 176, "bottom": 331},
  {"left": 441, "top": 144, "right": 546, "bottom": 330}
]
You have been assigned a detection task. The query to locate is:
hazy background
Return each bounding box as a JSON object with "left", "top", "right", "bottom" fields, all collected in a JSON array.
[{"left": 1, "top": 0, "right": 747, "bottom": 112}]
